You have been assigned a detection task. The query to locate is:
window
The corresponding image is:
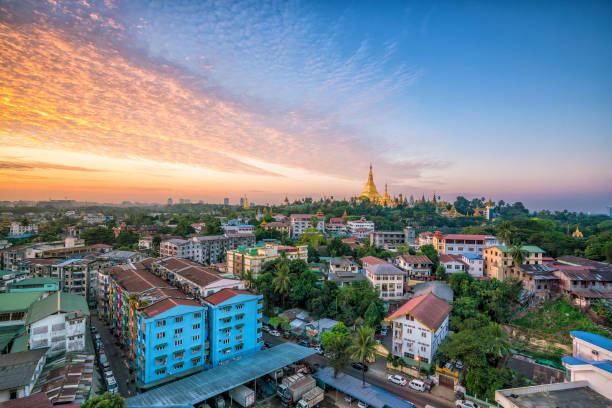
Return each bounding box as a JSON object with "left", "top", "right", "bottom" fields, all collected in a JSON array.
[
  {"left": 155, "top": 343, "right": 167, "bottom": 351},
  {"left": 157, "top": 320, "right": 166, "bottom": 327},
  {"left": 236, "top": 314, "right": 244, "bottom": 321},
  {"left": 222, "top": 338, "right": 230, "bottom": 345},
  {"left": 421, "top": 346, "right": 427, "bottom": 352},
  {"left": 236, "top": 304, "right": 244, "bottom": 311},
  {"left": 193, "top": 323, "right": 200, "bottom": 330},
  {"left": 192, "top": 357, "right": 201, "bottom": 365},
  {"left": 155, "top": 367, "right": 166, "bottom": 375},
  {"left": 191, "top": 345, "right": 202, "bottom": 353},
  {"left": 174, "top": 362, "right": 184, "bottom": 370},
  {"left": 174, "top": 351, "right": 184, "bottom": 359},
  {"left": 155, "top": 357, "right": 166, "bottom": 365},
  {"left": 421, "top": 332, "right": 426, "bottom": 338},
  {"left": 193, "top": 312, "right": 201, "bottom": 319},
  {"left": 175, "top": 339, "right": 183, "bottom": 346},
  {"left": 175, "top": 316, "right": 183, "bottom": 323},
  {"left": 222, "top": 317, "right": 231, "bottom": 324},
  {"left": 157, "top": 332, "right": 166, "bottom": 339},
  {"left": 235, "top": 344, "right": 243, "bottom": 351},
  {"left": 193, "top": 335, "right": 200, "bottom": 341},
  {"left": 222, "top": 306, "right": 231, "bottom": 313},
  {"left": 175, "top": 328, "right": 183, "bottom": 336}
]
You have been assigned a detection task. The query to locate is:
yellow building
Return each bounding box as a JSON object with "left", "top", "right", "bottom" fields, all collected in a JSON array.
[
  {"left": 483, "top": 245, "right": 546, "bottom": 281},
  {"left": 226, "top": 243, "right": 308, "bottom": 278}
]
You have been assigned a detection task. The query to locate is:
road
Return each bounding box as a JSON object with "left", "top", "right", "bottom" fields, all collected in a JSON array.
[{"left": 262, "top": 333, "right": 454, "bottom": 408}]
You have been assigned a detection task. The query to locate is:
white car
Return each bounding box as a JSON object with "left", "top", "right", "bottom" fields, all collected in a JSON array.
[
  {"left": 387, "top": 375, "right": 407, "bottom": 386},
  {"left": 357, "top": 401, "right": 367, "bottom": 408},
  {"left": 456, "top": 400, "right": 479, "bottom": 408},
  {"left": 269, "top": 330, "right": 281, "bottom": 337}
]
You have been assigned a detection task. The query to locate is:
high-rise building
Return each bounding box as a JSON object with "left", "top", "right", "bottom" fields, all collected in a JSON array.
[
  {"left": 224, "top": 198, "right": 230, "bottom": 206},
  {"left": 239, "top": 198, "right": 245, "bottom": 207},
  {"left": 167, "top": 198, "right": 173, "bottom": 206}
]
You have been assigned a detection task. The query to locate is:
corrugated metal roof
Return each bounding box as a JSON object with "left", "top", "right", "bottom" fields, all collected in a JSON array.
[
  {"left": 126, "top": 343, "right": 315, "bottom": 407},
  {"left": 570, "top": 331, "right": 612, "bottom": 352},
  {"left": 315, "top": 367, "right": 415, "bottom": 408}
]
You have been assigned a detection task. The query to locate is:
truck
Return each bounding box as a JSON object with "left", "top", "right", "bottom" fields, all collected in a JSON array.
[
  {"left": 296, "top": 386, "right": 324, "bottom": 408},
  {"left": 278, "top": 375, "right": 316, "bottom": 405},
  {"left": 229, "top": 385, "right": 255, "bottom": 407}
]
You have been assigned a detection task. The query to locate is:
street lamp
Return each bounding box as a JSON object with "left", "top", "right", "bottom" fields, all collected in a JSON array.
[{"left": 416, "top": 356, "right": 421, "bottom": 377}]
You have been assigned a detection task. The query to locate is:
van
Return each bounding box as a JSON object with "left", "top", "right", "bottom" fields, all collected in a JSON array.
[{"left": 409, "top": 379, "right": 426, "bottom": 392}]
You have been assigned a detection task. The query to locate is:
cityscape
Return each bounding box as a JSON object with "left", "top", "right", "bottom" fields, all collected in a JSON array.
[{"left": 1, "top": 2, "right": 611, "bottom": 408}]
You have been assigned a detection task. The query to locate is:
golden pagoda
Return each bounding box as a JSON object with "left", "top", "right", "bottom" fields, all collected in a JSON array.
[
  {"left": 572, "top": 226, "right": 583, "bottom": 238},
  {"left": 380, "top": 184, "right": 394, "bottom": 207},
  {"left": 243, "top": 197, "right": 249, "bottom": 209},
  {"left": 359, "top": 164, "right": 382, "bottom": 203}
]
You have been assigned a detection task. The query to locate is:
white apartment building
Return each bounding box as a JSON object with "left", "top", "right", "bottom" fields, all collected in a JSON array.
[
  {"left": 347, "top": 217, "right": 375, "bottom": 239},
  {"left": 159, "top": 238, "right": 202, "bottom": 261},
  {"left": 433, "top": 232, "right": 500, "bottom": 256},
  {"left": 461, "top": 253, "right": 484, "bottom": 277},
  {"left": 393, "top": 255, "right": 433, "bottom": 278},
  {"left": 561, "top": 331, "right": 612, "bottom": 399},
  {"left": 0, "top": 349, "right": 47, "bottom": 402},
  {"left": 138, "top": 236, "right": 153, "bottom": 251},
  {"left": 439, "top": 254, "right": 468, "bottom": 274},
  {"left": 9, "top": 222, "right": 38, "bottom": 236},
  {"left": 26, "top": 292, "right": 89, "bottom": 356},
  {"left": 83, "top": 213, "right": 107, "bottom": 224},
  {"left": 386, "top": 293, "right": 451, "bottom": 364},
  {"left": 365, "top": 263, "right": 406, "bottom": 300},
  {"left": 221, "top": 224, "right": 255, "bottom": 234},
  {"left": 193, "top": 233, "right": 256, "bottom": 264},
  {"left": 329, "top": 258, "right": 359, "bottom": 275},
  {"left": 290, "top": 214, "right": 325, "bottom": 238}
]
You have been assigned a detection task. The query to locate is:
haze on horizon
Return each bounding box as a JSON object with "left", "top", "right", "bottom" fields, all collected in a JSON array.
[{"left": 0, "top": 0, "right": 610, "bottom": 213}]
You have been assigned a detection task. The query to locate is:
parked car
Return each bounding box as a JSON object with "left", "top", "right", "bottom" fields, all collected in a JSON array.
[
  {"left": 91, "top": 326, "right": 97, "bottom": 334},
  {"left": 263, "top": 325, "right": 270, "bottom": 333},
  {"left": 456, "top": 400, "right": 479, "bottom": 408},
  {"left": 351, "top": 362, "right": 368, "bottom": 372},
  {"left": 387, "top": 375, "right": 407, "bottom": 386},
  {"left": 344, "top": 396, "right": 352, "bottom": 403},
  {"left": 314, "top": 345, "right": 324, "bottom": 355},
  {"left": 269, "top": 330, "right": 281, "bottom": 337},
  {"left": 298, "top": 340, "right": 309, "bottom": 347},
  {"left": 357, "top": 401, "right": 367, "bottom": 408},
  {"left": 423, "top": 378, "right": 435, "bottom": 391},
  {"left": 408, "top": 379, "right": 426, "bottom": 392},
  {"left": 104, "top": 371, "right": 114, "bottom": 382},
  {"left": 380, "top": 328, "right": 387, "bottom": 336}
]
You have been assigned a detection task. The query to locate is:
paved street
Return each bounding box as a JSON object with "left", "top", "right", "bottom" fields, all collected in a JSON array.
[
  {"left": 91, "top": 314, "right": 137, "bottom": 398},
  {"left": 262, "top": 333, "right": 454, "bottom": 408}
]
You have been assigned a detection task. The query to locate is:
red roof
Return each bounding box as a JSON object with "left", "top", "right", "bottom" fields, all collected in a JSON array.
[
  {"left": 91, "top": 243, "right": 113, "bottom": 248},
  {"left": 439, "top": 254, "right": 469, "bottom": 266},
  {"left": 142, "top": 297, "right": 202, "bottom": 318},
  {"left": 361, "top": 256, "right": 390, "bottom": 267},
  {"left": 204, "top": 288, "right": 256, "bottom": 305},
  {"left": 329, "top": 217, "right": 343, "bottom": 224},
  {"left": 0, "top": 393, "right": 52, "bottom": 408},
  {"left": 386, "top": 293, "right": 451, "bottom": 330},
  {"left": 396, "top": 254, "right": 432, "bottom": 264},
  {"left": 442, "top": 234, "right": 491, "bottom": 240}
]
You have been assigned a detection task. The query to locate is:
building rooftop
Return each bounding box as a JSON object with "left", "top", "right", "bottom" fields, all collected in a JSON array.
[
  {"left": 8, "top": 277, "right": 60, "bottom": 288},
  {"left": 203, "top": 288, "right": 257, "bottom": 305},
  {"left": 142, "top": 297, "right": 203, "bottom": 318},
  {"left": 126, "top": 343, "right": 315, "bottom": 407},
  {"left": 386, "top": 293, "right": 452, "bottom": 331},
  {"left": 460, "top": 253, "right": 483, "bottom": 260},
  {"left": 25, "top": 292, "right": 89, "bottom": 325},
  {"left": 366, "top": 263, "right": 407, "bottom": 275},
  {"left": 0, "top": 348, "right": 48, "bottom": 391},
  {"left": 488, "top": 245, "right": 546, "bottom": 254},
  {"left": 495, "top": 381, "right": 611, "bottom": 408},
  {"left": 570, "top": 331, "right": 612, "bottom": 352},
  {"left": 360, "top": 256, "right": 390, "bottom": 266},
  {"left": 442, "top": 234, "right": 495, "bottom": 240},
  {"left": 0, "top": 392, "right": 52, "bottom": 408},
  {"left": 0, "top": 325, "right": 25, "bottom": 352},
  {"left": 395, "top": 254, "right": 432, "bottom": 264},
  {"left": 557, "top": 255, "right": 612, "bottom": 270},
  {"left": 0, "top": 291, "right": 45, "bottom": 313}
]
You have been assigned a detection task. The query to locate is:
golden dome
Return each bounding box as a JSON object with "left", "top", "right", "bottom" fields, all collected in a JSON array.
[{"left": 359, "top": 164, "right": 381, "bottom": 203}]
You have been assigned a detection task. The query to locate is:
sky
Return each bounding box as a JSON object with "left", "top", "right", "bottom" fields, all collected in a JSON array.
[{"left": 0, "top": 0, "right": 611, "bottom": 213}]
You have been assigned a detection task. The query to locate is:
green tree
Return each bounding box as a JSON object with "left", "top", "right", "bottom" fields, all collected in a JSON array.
[
  {"left": 81, "top": 392, "right": 125, "bottom": 408},
  {"left": 435, "top": 265, "right": 447, "bottom": 281},
  {"left": 82, "top": 226, "right": 114, "bottom": 245},
  {"left": 204, "top": 219, "right": 223, "bottom": 235},
  {"left": 272, "top": 263, "right": 291, "bottom": 308},
  {"left": 418, "top": 244, "right": 439, "bottom": 266},
  {"left": 364, "top": 303, "right": 383, "bottom": 328},
  {"left": 116, "top": 229, "right": 138, "bottom": 248},
  {"left": 496, "top": 221, "right": 514, "bottom": 245},
  {"left": 321, "top": 323, "right": 352, "bottom": 378},
  {"left": 348, "top": 325, "right": 378, "bottom": 387},
  {"left": 509, "top": 244, "right": 527, "bottom": 267}
]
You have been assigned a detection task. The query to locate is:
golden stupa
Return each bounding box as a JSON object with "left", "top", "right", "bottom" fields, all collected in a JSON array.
[
  {"left": 359, "top": 164, "right": 382, "bottom": 203},
  {"left": 572, "top": 226, "right": 583, "bottom": 238},
  {"left": 380, "top": 184, "right": 394, "bottom": 207}
]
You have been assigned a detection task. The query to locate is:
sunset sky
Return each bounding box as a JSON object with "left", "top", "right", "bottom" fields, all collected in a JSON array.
[{"left": 1, "top": 0, "right": 611, "bottom": 212}]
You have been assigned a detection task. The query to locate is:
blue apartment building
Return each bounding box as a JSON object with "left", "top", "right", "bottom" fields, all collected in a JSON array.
[
  {"left": 203, "top": 288, "right": 263, "bottom": 366},
  {"left": 136, "top": 298, "right": 208, "bottom": 387}
]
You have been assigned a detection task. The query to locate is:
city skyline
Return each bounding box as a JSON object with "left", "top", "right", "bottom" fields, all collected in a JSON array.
[{"left": 1, "top": 1, "right": 611, "bottom": 213}]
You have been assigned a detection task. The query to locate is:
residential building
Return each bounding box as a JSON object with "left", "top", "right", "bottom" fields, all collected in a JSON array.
[
  {"left": 290, "top": 214, "right": 325, "bottom": 238},
  {"left": 260, "top": 221, "right": 291, "bottom": 235},
  {"left": 386, "top": 293, "right": 452, "bottom": 364},
  {"left": 105, "top": 264, "right": 208, "bottom": 388},
  {"left": 495, "top": 381, "right": 611, "bottom": 408},
  {"left": 328, "top": 257, "right": 359, "bottom": 275},
  {"left": 365, "top": 263, "right": 406, "bottom": 300},
  {"left": 152, "top": 257, "right": 245, "bottom": 299},
  {"left": 51, "top": 257, "right": 101, "bottom": 301},
  {"left": 221, "top": 224, "right": 255, "bottom": 235},
  {"left": 433, "top": 232, "right": 500, "bottom": 256},
  {"left": 553, "top": 264, "right": 612, "bottom": 307},
  {"left": 139, "top": 236, "right": 154, "bottom": 251},
  {"left": 83, "top": 213, "right": 107, "bottom": 224},
  {"left": 393, "top": 255, "right": 433, "bottom": 278},
  {"left": 347, "top": 217, "right": 375, "bottom": 239},
  {"left": 0, "top": 349, "right": 47, "bottom": 402},
  {"left": 26, "top": 292, "right": 89, "bottom": 355},
  {"left": 483, "top": 245, "right": 546, "bottom": 281},
  {"left": 97, "top": 249, "right": 142, "bottom": 265},
  {"left": 460, "top": 253, "right": 484, "bottom": 277},
  {"left": 203, "top": 289, "right": 263, "bottom": 367},
  {"left": 226, "top": 244, "right": 307, "bottom": 278},
  {"left": 325, "top": 218, "right": 347, "bottom": 235},
  {"left": 0, "top": 292, "right": 45, "bottom": 327},
  {"left": 190, "top": 223, "right": 207, "bottom": 234},
  {"left": 415, "top": 232, "right": 434, "bottom": 248},
  {"left": 0, "top": 270, "right": 27, "bottom": 292},
  {"left": 193, "top": 233, "right": 255, "bottom": 265},
  {"left": 361, "top": 256, "right": 391, "bottom": 269},
  {"left": 160, "top": 239, "right": 201, "bottom": 262},
  {"left": 509, "top": 264, "right": 560, "bottom": 302},
  {"left": 19, "top": 258, "right": 62, "bottom": 278},
  {"left": 7, "top": 277, "right": 59, "bottom": 293},
  {"left": 369, "top": 230, "right": 404, "bottom": 249},
  {"left": 9, "top": 222, "right": 38, "bottom": 236},
  {"left": 438, "top": 254, "right": 467, "bottom": 274},
  {"left": 562, "top": 331, "right": 612, "bottom": 400},
  {"left": 0, "top": 392, "right": 52, "bottom": 408}
]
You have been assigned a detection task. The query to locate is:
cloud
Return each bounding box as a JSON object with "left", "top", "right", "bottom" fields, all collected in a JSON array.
[
  {"left": 0, "top": 160, "right": 104, "bottom": 172},
  {"left": 0, "top": 0, "right": 427, "bottom": 185}
]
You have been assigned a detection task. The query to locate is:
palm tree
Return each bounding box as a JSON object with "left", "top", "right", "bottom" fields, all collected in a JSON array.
[
  {"left": 244, "top": 270, "right": 256, "bottom": 290},
  {"left": 509, "top": 244, "right": 527, "bottom": 267},
  {"left": 327, "top": 333, "right": 352, "bottom": 378},
  {"left": 486, "top": 323, "right": 510, "bottom": 367},
  {"left": 348, "top": 325, "right": 378, "bottom": 387},
  {"left": 273, "top": 263, "right": 291, "bottom": 308},
  {"left": 496, "top": 221, "right": 513, "bottom": 246}
]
